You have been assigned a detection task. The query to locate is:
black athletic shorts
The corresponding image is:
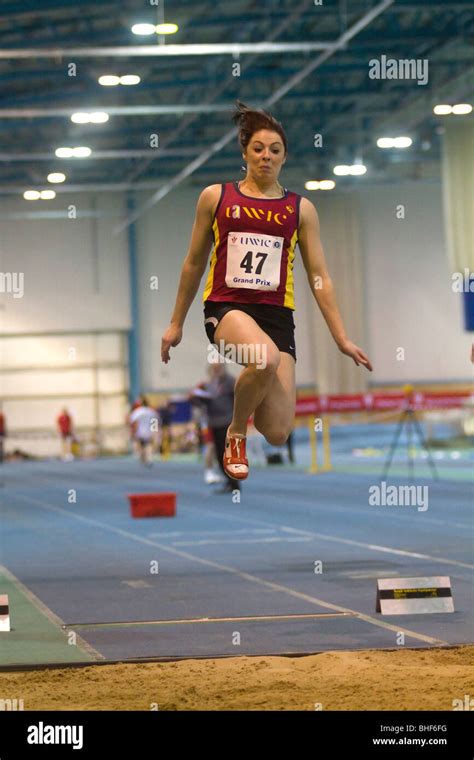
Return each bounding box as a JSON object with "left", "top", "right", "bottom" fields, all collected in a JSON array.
[{"left": 203, "top": 300, "right": 296, "bottom": 362}]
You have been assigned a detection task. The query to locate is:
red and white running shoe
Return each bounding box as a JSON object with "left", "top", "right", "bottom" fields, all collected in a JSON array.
[{"left": 223, "top": 431, "right": 249, "bottom": 480}]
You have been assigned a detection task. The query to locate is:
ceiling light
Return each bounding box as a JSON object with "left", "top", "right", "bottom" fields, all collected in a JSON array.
[
  {"left": 72, "top": 147, "right": 91, "bottom": 157},
  {"left": 319, "top": 180, "right": 336, "bottom": 190},
  {"left": 155, "top": 23, "right": 178, "bottom": 34},
  {"left": 40, "top": 190, "right": 56, "bottom": 200},
  {"left": 56, "top": 147, "right": 91, "bottom": 158},
  {"left": 47, "top": 173, "right": 66, "bottom": 183},
  {"left": 71, "top": 112, "right": 90, "bottom": 123},
  {"left": 305, "top": 181, "right": 320, "bottom": 190},
  {"left": 23, "top": 190, "right": 40, "bottom": 200},
  {"left": 392, "top": 137, "right": 412, "bottom": 148},
  {"left": 131, "top": 23, "right": 156, "bottom": 35},
  {"left": 333, "top": 165, "right": 350, "bottom": 176},
  {"left": 119, "top": 75, "right": 140, "bottom": 86},
  {"left": 452, "top": 103, "right": 472, "bottom": 115},
  {"left": 89, "top": 112, "right": 109, "bottom": 123},
  {"left": 71, "top": 112, "right": 109, "bottom": 124},
  {"left": 350, "top": 164, "right": 367, "bottom": 175},
  {"left": 433, "top": 105, "right": 452, "bottom": 115},
  {"left": 98, "top": 75, "right": 120, "bottom": 86},
  {"left": 377, "top": 137, "right": 394, "bottom": 148}
]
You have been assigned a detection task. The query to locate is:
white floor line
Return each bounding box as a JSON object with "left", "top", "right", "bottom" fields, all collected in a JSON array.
[
  {"left": 10, "top": 492, "right": 449, "bottom": 647},
  {"left": 7, "top": 475, "right": 473, "bottom": 570},
  {"left": 14, "top": 465, "right": 473, "bottom": 529},
  {"left": 0, "top": 563, "right": 103, "bottom": 661},
  {"left": 148, "top": 528, "right": 277, "bottom": 538},
  {"left": 15, "top": 465, "right": 474, "bottom": 526},
  {"left": 172, "top": 536, "right": 313, "bottom": 547},
  {"left": 278, "top": 526, "right": 474, "bottom": 570}
]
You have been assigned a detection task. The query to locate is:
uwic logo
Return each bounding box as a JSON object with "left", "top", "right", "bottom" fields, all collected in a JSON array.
[{"left": 27, "top": 722, "right": 84, "bottom": 750}]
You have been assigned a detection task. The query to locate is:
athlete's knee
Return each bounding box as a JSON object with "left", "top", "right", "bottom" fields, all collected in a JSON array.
[
  {"left": 250, "top": 345, "right": 280, "bottom": 376},
  {"left": 265, "top": 426, "right": 291, "bottom": 447},
  {"left": 265, "top": 431, "right": 288, "bottom": 447}
]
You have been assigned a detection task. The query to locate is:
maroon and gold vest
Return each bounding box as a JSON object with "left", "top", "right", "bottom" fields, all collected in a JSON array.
[{"left": 202, "top": 181, "right": 301, "bottom": 310}]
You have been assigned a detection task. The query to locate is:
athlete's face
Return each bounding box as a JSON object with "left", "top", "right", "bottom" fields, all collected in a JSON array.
[{"left": 243, "top": 130, "right": 287, "bottom": 181}]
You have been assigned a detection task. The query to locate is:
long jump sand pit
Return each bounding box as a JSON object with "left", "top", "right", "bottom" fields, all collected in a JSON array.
[{"left": 1, "top": 645, "right": 472, "bottom": 711}]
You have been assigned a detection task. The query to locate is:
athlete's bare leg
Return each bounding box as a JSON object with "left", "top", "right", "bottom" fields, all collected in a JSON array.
[
  {"left": 214, "top": 310, "right": 295, "bottom": 445},
  {"left": 253, "top": 351, "right": 295, "bottom": 445}
]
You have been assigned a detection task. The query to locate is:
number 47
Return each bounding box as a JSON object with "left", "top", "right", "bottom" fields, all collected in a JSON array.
[{"left": 240, "top": 251, "right": 268, "bottom": 274}]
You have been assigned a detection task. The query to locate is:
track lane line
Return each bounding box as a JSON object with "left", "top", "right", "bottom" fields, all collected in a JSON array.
[{"left": 9, "top": 492, "right": 449, "bottom": 646}]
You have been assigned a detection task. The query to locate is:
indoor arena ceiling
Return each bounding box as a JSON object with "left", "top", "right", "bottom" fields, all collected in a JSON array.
[{"left": 0, "top": 0, "right": 473, "bottom": 199}]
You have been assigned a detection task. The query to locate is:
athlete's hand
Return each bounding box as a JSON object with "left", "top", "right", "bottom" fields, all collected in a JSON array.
[
  {"left": 161, "top": 324, "right": 183, "bottom": 364},
  {"left": 338, "top": 339, "right": 373, "bottom": 371}
]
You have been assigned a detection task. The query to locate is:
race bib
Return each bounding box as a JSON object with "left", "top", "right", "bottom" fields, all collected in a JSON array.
[{"left": 225, "top": 231, "right": 284, "bottom": 291}]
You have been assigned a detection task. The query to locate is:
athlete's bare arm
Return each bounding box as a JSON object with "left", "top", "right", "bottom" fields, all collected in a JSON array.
[
  {"left": 298, "top": 197, "right": 372, "bottom": 371},
  {"left": 161, "top": 184, "right": 221, "bottom": 363}
]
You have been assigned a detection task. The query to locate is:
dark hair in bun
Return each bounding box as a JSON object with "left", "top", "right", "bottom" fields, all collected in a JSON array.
[{"left": 232, "top": 100, "right": 288, "bottom": 155}]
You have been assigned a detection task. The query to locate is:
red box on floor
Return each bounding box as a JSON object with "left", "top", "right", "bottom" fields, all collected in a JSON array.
[{"left": 128, "top": 492, "right": 176, "bottom": 518}]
